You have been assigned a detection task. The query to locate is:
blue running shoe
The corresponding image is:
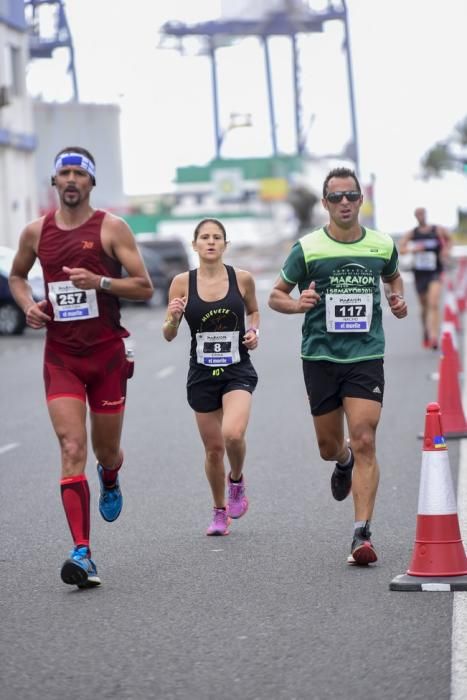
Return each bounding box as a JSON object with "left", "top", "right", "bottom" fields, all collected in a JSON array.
[
  {"left": 60, "top": 546, "right": 101, "bottom": 588},
  {"left": 97, "top": 464, "right": 123, "bottom": 522}
]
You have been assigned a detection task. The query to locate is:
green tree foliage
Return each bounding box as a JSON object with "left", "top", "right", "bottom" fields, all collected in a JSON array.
[{"left": 421, "top": 116, "right": 467, "bottom": 177}]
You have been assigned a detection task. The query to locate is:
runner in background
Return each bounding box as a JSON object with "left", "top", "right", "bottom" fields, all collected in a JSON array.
[{"left": 398, "top": 207, "right": 452, "bottom": 349}]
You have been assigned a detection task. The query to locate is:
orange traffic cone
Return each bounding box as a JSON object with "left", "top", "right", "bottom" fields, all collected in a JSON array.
[
  {"left": 439, "top": 322, "right": 460, "bottom": 375},
  {"left": 426, "top": 322, "right": 461, "bottom": 385},
  {"left": 437, "top": 331, "right": 467, "bottom": 438},
  {"left": 443, "top": 280, "right": 461, "bottom": 332},
  {"left": 455, "top": 259, "right": 467, "bottom": 313},
  {"left": 390, "top": 402, "right": 467, "bottom": 591}
]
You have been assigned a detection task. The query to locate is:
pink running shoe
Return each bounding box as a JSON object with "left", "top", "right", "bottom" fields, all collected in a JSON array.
[
  {"left": 206, "top": 507, "right": 231, "bottom": 536},
  {"left": 227, "top": 475, "right": 249, "bottom": 519}
]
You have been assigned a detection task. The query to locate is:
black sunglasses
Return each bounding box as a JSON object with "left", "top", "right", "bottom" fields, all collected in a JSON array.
[{"left": 325, "top": 191, "right": 361, "bottom": 203}]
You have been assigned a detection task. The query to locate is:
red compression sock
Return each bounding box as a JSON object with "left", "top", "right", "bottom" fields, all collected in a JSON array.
[
  {"left": 99, "top": 451, "right": 123, "bottom": 488},
  {"left": 60, "top": 474, "right": 90, "bottom": 548}
]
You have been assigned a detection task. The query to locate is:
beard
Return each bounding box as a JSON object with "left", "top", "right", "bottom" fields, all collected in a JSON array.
[{"left": 62, "top": 190, "right": 81, "bottom": 207}]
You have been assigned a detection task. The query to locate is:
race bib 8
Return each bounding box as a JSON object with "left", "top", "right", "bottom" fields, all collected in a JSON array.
[{"left": 196, "top": 330, "right": 240, "bottom": 366}]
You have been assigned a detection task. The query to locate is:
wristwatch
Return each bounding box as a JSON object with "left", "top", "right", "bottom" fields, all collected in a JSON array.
[
  {"left": 248, "top": 327, "right": 259, "bottom": 337},
  {"left": 100, "top": 276, "right": 112, "bottom": 290}
]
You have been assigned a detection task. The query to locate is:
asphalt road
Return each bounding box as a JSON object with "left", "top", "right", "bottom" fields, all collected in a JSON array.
[{"left": 0, "top": 274, "right": 460, "bottom": 700}]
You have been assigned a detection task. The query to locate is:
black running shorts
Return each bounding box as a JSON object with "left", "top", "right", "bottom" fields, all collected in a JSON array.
[
  {"left": 187, "top": 360, "right": 258, "bottom": 413},
  {"left": 414, "top": 271, "right": 441, "bottom": 295},
  {"left": 302, "top": 358, "right": 384, "bottom": 416}
]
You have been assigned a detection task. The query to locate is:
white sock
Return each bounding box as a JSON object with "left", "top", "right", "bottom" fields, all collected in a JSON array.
[
  {"left": 354, "top": 520, "right": 368, "bottom": 531},
  {"left": 337, "top": 447, "right": 352, "bottom": 468}
]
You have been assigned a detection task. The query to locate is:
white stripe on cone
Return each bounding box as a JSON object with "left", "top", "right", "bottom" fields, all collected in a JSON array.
[
  {"left": 440, "top": 321, "right": 458, "bottom": 350},
  {"left": 418, "top": 450, "right": 458, "bottom": 515}
]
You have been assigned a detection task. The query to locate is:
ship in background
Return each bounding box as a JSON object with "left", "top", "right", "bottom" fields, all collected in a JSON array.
[{"left": 128, "top": 0, "right": 375, "bottom": 259}]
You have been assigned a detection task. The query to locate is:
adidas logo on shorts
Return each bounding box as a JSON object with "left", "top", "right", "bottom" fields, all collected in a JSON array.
[{"left": 372, "top": 386, "right": 382, "bottom": 394}]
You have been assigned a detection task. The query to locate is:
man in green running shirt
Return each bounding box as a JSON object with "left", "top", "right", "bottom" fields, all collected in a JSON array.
[{"left": 268, "top": 166, "right": 407, "bottom": 566}]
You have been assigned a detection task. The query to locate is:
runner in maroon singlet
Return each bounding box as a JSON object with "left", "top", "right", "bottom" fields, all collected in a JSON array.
[{"left": 9, "top": 146, "right": 153, "bottom": 588}]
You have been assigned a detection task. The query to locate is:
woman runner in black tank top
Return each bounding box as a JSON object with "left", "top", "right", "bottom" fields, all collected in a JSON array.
[
  {"left": 185, "top": 264, "right": 251, "bottom": 368},
  {"left": 162, "top": 218, "right": 260, "bottom": 536}
]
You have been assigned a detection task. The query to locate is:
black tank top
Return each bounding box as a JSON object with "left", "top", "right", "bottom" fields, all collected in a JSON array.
[
  {"left": 412, "top": 225, "right": 443, "bottom": 273},
  {"left": 184, "top": 265, "right": 249, "bottom": 368}
]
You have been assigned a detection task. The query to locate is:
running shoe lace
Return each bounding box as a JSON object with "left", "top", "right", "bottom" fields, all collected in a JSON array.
[
  {"left": 214, "top": 509, "right": 227, "bottom": 524},
  {"left": 229, "top": 482, "right": 243, "bottom": 499},
  {"left": 71, "top": 546, "right": 89, "bottom": 561}
]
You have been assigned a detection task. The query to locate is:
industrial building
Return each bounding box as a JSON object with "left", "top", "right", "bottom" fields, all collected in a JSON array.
[
  {"left": 0, "top": 0, "right": 126, "bottom": 248},
  {"left": 0, "top": 1, "right": 37, "bottom": 247}
]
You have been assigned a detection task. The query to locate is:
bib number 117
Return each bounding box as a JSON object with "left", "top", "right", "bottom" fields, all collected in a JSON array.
[{"left": 335, "top": 304, "right": 366, "bottom": 318}]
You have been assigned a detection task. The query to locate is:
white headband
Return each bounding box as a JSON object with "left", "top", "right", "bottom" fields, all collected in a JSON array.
[{"left": 54, "top": 152, "right": 96, "bottom": 178}]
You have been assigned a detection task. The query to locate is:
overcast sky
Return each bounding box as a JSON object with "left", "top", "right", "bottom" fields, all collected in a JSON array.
[{"left": 26, "top": 0, "right": 467, "bottom": 232}]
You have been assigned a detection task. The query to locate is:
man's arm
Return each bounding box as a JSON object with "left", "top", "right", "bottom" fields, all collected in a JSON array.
[
  {"left": 382, "top": 271, "right": 408, "bottom": 319},
  {"left": 268, "top": 276, "right": 320, "bottom": 313},
  {"left": 398, "top": 230, "right": 415, "bottom": 254},
  {"left": 9, "top": 220, "right": 51, "bottom": 329},
  {"left": 64, "top": 215, "right": 153, "bottom": 301},
  {"left": 436, "top": 224, "right": 453, "bottom": 265}
]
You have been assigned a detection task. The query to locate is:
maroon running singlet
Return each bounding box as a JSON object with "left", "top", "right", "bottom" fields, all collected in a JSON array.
[{"left": 38, "top": 209, "right": 129, "bottom": 354}]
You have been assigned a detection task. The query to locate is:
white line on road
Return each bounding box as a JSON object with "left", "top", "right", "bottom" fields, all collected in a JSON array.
[
  {"left": 450, "top": 341, "right": 467, "bottom": 700},
  {"left": 156, "top": 366, "right": 175, "bottom": 379},
  {"left": 0, "top": 443, "right": 19, "bottom": 455}
]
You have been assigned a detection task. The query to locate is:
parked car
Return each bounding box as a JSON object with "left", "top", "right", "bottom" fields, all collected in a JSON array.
[
  {"left": 0, "top": 246, "right": 45, "bottom": 335},
  {"left": 122, "top": 243, "right": 172, "bottom": 307},
  {"left": 136, "top": 234, "right": 192, "bottom": 282}
]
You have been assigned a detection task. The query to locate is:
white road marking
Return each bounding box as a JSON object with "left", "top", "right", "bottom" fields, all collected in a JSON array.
[
  {"left": 156, "top": 366, "right": 175, "bottom": 379},
  {"left": 450, "top": 338, "right": 467, "bottom": 700},
  {"left": 0, "top": 443, "right": 19, "bottom": 455}
]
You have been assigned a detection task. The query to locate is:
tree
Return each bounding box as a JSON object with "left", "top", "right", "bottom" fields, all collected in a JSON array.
[{"left": 421, "top": 116, "right": 467, "bottom": 177}]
